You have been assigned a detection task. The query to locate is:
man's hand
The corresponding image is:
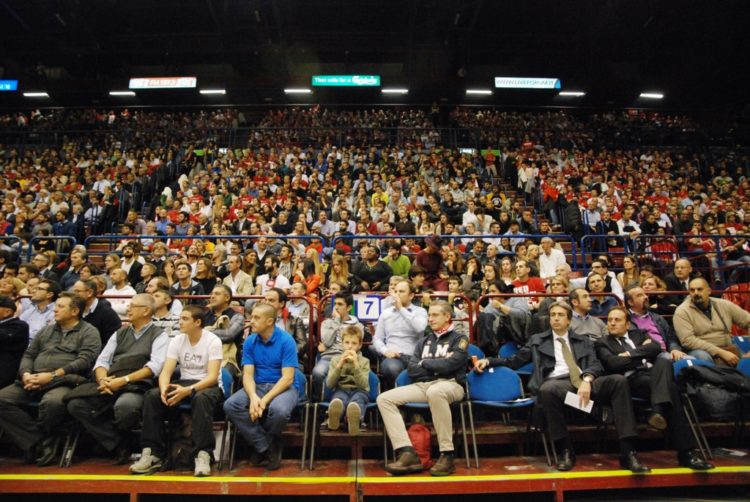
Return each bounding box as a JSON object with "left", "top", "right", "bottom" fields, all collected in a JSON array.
[
  {"left": 718, "top": 349, "right": 740, "bottom": 367},
  {"left": 166, "top": 384, "right": 191, "bottom": 407},
  {"left": 617, "top": 351, "right": 630, "bottom": 358},
  {"left": 390, "top": 293, "right": 402, "bottom": 310},
  {"left": 475, "top": 358, "right": 490, "bottom": 373},
  {"left": 578, "top": 380, "right": 591, "bottom": 408},
  {"left": 107, "top": 377, "right": 128, "bottom": 393},
  {"left": 384, "top": 351, "right": 400, "bottom": 359},
  {"left": 249, "top": 394, "right": 263, "bottom": 421},
  {"left": 160, "top": 384, "right": 170, "bottom": 405},
  {"left": 642, "top": 338, "right": 652, "bottom": 345},
  {"left": 361, "top": 281, "right": 370, "bottom": 290},
  {"left": 670, "top": 350, "right": 688, "bottom": 361}
]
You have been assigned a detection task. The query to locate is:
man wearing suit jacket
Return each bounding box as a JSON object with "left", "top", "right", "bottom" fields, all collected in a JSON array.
[
  {"left": 72, "top": 279, "right": 123, "bottom": 345},
  {"left": 663, "top": 259, "right": 695, "bottom": 301},
  {"left": 476, "top": 301, "right": 648, "bottom": 473},
  {"left": 222, "top": 255, "right": 254, "bottom": 296},
  {"left": 232, "top": 207, "right": 252, "bottom": 235},
  {"left": 0, "top": 296, "right": 30, "bottom": 388},
  {"left": 32, "top": 254, "right": 59, "bottom": 284},
  {"left": 595, "top": 307, "right": 713, "bottom": 470},
  {"left": 120, "top": 243, "right": 143, "bottom": 288}
]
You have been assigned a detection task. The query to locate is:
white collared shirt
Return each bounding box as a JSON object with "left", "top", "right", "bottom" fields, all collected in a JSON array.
[{"left": 548, "top": 331, "right": 581, "bottom": 379}]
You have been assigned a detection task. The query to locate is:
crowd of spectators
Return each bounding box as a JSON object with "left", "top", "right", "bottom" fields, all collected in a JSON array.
[{"left": 0, "top": 105, "right": 750, "bottom": 476}]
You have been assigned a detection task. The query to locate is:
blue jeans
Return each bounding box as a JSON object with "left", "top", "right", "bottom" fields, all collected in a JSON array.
[
  {"left": 224, "top": 383, "right": 299, "bottom": 454},
  {"left": 380, "top": 355, "right": 410, "bottom": 389},
  {"left": 331, "top": 388, "right": 369, "bottom": 417},
  {"left": 688, "top": 349, "right": 713, "bottom": 363}
]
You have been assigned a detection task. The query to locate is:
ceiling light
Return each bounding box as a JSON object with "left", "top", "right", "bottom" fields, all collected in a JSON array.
[
  {"left": 558, "top": 91, "right": 585, "bottom": 97},
  {"left": 466, "top": 89, "right": 492, "bottom": 95},
  {"left": 284, "top": 88, "right": 312, "bottom": 94},
  {"left": 382, "top": 88, "right": 408, "bottom": 94},
  {"left": 23, "top": 92, "right": 49, "bottom": 98},
  {"left": 200, "top": 89, "right": 226, "bottom": 95},
  {"left": 639, "top": 92, "right": 664, "bottom": 99},
  {"left": 109, "top": 91, "right": 135, "bottom": 96}
]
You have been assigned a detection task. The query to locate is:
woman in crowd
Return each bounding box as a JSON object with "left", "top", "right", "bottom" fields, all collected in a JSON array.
[
  {"left": 194, "top": 256, "right": 217, "bottom": 294},
  {"left": 617, "top": 255, "right": 641, "bottom": 289}
]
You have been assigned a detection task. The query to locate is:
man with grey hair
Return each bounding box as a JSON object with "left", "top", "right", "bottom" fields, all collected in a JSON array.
[{"left": 67, "top": 294, "right": 168, "bottom": 464}]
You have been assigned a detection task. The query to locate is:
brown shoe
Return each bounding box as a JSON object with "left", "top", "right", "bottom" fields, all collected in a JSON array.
[
  {"left": 385, "top": 450, "right": 424, "bottom": 475},
  {"left": 429, "top": 453, "right": 455, "bottom": 476}
]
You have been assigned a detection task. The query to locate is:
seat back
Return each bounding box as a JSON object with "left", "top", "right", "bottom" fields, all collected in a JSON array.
[
  {"left": 467, "top": 367, "right": 523, "bottom": 402},
  {"left": 367, "top": 370, "right": 380, "bottom": 402},
  {"left": 220, "top": 366, "right": 234, "bottom": 400},
  {"left": 468, "top": 343, "right": 484, "bottom": 360},
  {"left": 499, "top": 341, "right": 520, "bottom": 358},
  {"left": 738, "top": 358, "right": 750, "bottom": 378},
  {"left": 673, "top": 357, "right": 715, "bottom": 379},
  {"left": 732, "top": 336, "right": 750, "bottom": 355},
  {"left": 395, "top": 369, "right": 413, "bottom": 388},
  {"left": 294, "top": 368, "right": 308, "bottom": 402}
]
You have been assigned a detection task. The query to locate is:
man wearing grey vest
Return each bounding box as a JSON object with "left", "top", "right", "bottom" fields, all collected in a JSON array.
[{"left": 67, "top": 294, "right": 168, "bottom": 464}]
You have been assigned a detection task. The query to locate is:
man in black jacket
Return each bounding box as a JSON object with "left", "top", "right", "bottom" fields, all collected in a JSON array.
[
  {"left": 476, "top": 301, "right": 648, "bottom": 473},
  {"left": 377, "top": 301, "right": 468, "bottom": 477},
  {"left": 595, "top": 307, "right": 713, "bottom": 470},
  {"left": 72, "top": 279, "right": 123, "bottom": 344},
  {"left": 0, "top": 295, "right": 30, "bottom": 387}
]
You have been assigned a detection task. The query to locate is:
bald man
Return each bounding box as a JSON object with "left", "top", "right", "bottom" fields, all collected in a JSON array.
[
  {"left": 224, "top": 303, "right": 299, "bottom": 471},
  {"left": 673, "top": 277, "right": 750, "bottom": 366}
]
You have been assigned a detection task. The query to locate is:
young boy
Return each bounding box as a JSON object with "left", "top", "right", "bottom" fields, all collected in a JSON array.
[
  {"left": 312, "top": 291, "right": 363, "bottom": 398},
  {"left": 325, "top": 325, "right": 370, "bottom": 435}
]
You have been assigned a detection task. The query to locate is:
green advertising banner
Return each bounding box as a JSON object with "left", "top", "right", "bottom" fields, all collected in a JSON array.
[{"left": 311, "top": 75, "right": 381, "bottom": 87}]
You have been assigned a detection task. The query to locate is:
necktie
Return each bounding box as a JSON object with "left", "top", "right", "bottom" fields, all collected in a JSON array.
[{"left": 557, "top": 337, "right": 582, "bottom": 388}]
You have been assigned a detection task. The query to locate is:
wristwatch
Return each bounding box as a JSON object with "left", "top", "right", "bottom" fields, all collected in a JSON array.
[
  {"left": 124, "top": 375, "right": 131, "bottom": 384},
  {"left": 583, "top": 375, "right": 594, "bottom": 384},
  {"left": 190, "top": 386, "right": 197, "bottom": 397}
]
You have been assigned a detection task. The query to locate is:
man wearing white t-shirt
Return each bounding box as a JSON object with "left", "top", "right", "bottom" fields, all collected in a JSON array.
[{"left": 130, "top": 305, "right": 223, "bottom": 477}]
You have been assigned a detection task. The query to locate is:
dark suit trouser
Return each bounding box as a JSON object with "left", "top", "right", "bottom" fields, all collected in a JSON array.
[
  {"left": 539, "top": 374, "right": 637, "bottom": 442},
  {"left": 627, "top": 357, "right": 697, "bottom": 451},
  {"left": 67, "top": 392, "right": 145, "bottom": 452},
  {"left": 0, "top": 382, "right": 71, "bottom": 451}
]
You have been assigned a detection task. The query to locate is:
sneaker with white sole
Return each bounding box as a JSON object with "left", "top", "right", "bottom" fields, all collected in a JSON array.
[
  {"left": 194, "top": 450, "right": 211, "bottom": 477},
  {"left": 327, "top": 398, "right": 343, "bottom": 430},
  {"left": 129, "top": 448, "right": 163, "bottom": 475},
  {"left": 346, "top": 402, "right": 361, "bottom": 435}
]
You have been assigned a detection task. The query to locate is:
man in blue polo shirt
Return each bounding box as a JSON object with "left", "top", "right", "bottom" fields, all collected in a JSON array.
[{"left": 224, "top": 303, "right": 298, "bottom": 470}]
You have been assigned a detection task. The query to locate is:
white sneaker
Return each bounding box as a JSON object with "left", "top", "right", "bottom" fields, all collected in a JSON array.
[
  {"left": 327, "top": 398, "right": 343, "bottom": 430},
  {"left": 347, "top": 402, "right": 361, "bottom": 435},
  {"left": 194, "top": 450, "right": 211, "bottom": 477},
  {"left": 129, "top": 448, "right": 163, "bottom": 475}
]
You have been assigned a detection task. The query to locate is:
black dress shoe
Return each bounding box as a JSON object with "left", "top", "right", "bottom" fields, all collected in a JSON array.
[
  {"left": 265, "top": 439, "right": 283, "bottom": 471},
  {"left": 556, "top": 449, "right": 576, "bottom": 471},
  {"left": 23, "top": 448, "right": 37, "bottom": 465},
  {"left": 678, "top": 449, "right": 714, "bottom": 470},
  {"left": 619, "top": 451, "right": 651, "bottom": 474},
  {"left": 249, "top": 450, "right": 268, "bottom": 467},
  {"left": 36, "top": 436, "right": 61, "bottom": 467},
  {"left": 112, "top": 443, "right": 132, "bottom": 465}
]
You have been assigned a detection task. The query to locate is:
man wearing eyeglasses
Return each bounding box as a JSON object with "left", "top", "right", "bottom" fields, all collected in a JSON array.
[
  {"left": 20, "top": 280, "right": 60, "bottom": 342},
  {"left": 67, "top": 294, "right": 168, "bottom": 464}
]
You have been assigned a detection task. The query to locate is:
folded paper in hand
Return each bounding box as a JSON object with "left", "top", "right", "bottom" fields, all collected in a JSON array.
[{"left": 564, "top": 391, "right": 594, "bottom": 413}]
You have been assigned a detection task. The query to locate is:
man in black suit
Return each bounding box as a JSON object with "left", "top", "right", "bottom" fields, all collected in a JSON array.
[
  {"left": 0, "top": 296, "right": 30, "bottom": 388},
  {"left": 72, "top": 279, "right": 122, "bottom": 344},
  {"left": 121, "top": 243, "right": 143, "bottom": 288},
  {"left": 663, "top": 259, "right": 694, "bottom": 301},
  {"left": 232, "top": 207, "right": 252, "bottom": 235},
  {"left": 476, "top": 301, "right": 648, "bottom": 473},
  {"left": 595, "top": 307, "right": 713, "bottom": 470},
  {"left": 32, "top": 254, "right": 60, "bottom": 284}
]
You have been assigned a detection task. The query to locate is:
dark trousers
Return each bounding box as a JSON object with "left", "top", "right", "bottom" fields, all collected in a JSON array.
[
  {"left": 539, "top": 374, "right": 637, "bottom": 442},
  {"left": 379, "top": 354, "right": 411, "bottom": 390},
  {"left": 140, "top": 380, "right": 224, "bottom": 459},
  {"left": 0, "top": 382, "right": 71, "bottom": 451},
  {"left": 627, "top": 357, "right": 697, "bottom": 452},
  {"left": 67, "top": 391, "right": 145, "bottom": 452}
]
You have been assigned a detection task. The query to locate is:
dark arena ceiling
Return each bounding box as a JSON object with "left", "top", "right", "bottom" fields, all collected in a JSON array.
[{"left": 0, "top": 0, "right": 748, "bottom": 109}]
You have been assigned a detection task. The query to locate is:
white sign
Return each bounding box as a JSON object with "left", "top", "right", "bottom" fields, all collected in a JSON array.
[
  {"left": 494, "top": 77, "right": 561, "bottom": 89},
  {"left": 354, "top": 295, "right": 382, "bottom": 322},
  {"left": 129, "top": 77, "right": 197, "bottom": 89}
]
